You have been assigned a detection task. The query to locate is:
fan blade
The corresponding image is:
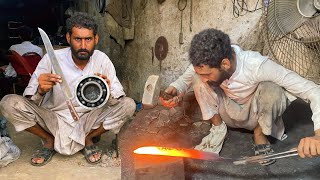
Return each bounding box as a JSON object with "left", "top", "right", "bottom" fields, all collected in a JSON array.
[{"left": 297, "top": 0, "right": 317, "bottom": 17}]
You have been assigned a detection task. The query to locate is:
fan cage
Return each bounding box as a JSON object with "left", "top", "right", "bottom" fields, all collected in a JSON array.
[{"left": 263, "top": 0, "right": 320, "bottom": 84}]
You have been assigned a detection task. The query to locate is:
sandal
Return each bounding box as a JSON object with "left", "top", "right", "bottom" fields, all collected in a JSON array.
[
  {"left": 30, "top": 147, "right": 56, "bottom": 166},
  {"left": 82, "top": 145, "right": 103, "bottom": 165},
  {"left": 253, "top": 144, "right": 276, "bottom": 166}
]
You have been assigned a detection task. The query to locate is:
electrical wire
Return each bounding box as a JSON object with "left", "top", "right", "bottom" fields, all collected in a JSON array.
[
  {"left": 178, "top": 0, "right": 187, "bottom": 11},
  {"left": 231, "top": 0, "right": 263, "bottom": 18}
]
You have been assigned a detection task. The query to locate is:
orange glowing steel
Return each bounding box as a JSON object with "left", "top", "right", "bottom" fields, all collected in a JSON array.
[
  {"left": 134, "top": 146, "right": 226, "bottom": 161},
  {"left": 134, "top": 146, "right": 191, "bottom": 158}
]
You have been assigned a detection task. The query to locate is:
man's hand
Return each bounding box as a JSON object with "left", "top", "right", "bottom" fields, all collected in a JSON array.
[
  {"left": 159, "top": 86, "right": 180, "bottom": 108},
  {"left": 38, "top": 73, "right": 62, "bottom": 95},
  {"left": 297, "top": 129, "right": 320, "bottom": 158},
  {"left": 95, "top": 73, "right": 111, "bottom": 88},
  {"left": 164, "top": 86, "right": 178, "bottom": 96}
]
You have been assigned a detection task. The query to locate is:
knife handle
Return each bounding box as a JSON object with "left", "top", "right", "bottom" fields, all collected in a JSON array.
[{"left": 66, "top": 100, "right": 80, "bottom": 121}]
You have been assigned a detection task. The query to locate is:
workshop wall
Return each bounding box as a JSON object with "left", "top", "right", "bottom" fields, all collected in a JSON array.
[{"left": 75, "top": 0, "right": 264, "bottom": 101}]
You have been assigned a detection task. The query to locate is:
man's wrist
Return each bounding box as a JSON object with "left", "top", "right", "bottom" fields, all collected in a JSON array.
[
  {"left": 38, "top": 91, "right": 45, "bottom": 96},
  {"left": 37, "top": 87, "right": 45, "bottom": 96},
  {"left": 31, "top": 91, "right": 45, "bottom": 105},
  {"left": 315, "top": 129, "right": 320, "bottom": 136}
]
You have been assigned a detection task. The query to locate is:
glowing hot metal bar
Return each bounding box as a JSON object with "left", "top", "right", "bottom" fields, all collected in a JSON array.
[
  {"left": 134, "top": 146, "right": 300, "bottom": 165},
  {"left": 134, "top": 146, "right": 230, "bottom": 162}
]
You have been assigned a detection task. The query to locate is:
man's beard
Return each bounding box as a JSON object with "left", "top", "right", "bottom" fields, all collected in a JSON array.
[
  {"left": 71, "top": 46, "right": 94, "bottom": 61},
  {"left": 207, "top": 69, "right": 231, "bottom": 87}
]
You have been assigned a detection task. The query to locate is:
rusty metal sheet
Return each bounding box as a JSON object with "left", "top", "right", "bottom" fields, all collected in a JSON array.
[{"left": 155, "top": 36, "right": 168, "bottom": 61}]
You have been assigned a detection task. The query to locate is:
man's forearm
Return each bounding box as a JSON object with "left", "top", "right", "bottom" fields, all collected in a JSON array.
[
  {"left": 169, "top": 64, "right": 195, "bottom": 93},
  {"left": 29, "top": 91, "right": 44, "bottom": 105}
]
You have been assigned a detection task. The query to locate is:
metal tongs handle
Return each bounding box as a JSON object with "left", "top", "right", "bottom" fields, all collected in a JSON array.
[{"left": 233, "top": 148, "right": 298, "bottom": 165}]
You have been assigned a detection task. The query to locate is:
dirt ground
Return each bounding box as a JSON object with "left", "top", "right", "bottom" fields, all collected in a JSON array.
[{"left": 0, "top": 123, "right": 121, "bottom": 180}]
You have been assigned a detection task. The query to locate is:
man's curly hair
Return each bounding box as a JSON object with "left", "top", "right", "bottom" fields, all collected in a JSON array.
[
  {"left": 189, "top": 28, "right": 232, "bottom": 68},
  {"left": 66, "top": 12, "right": 98, "bottom": 35}
]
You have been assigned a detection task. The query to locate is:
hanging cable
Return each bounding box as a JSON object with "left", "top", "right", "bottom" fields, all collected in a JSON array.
[{"left": 231, "top": 0, "right": 263, "bottom": 18}]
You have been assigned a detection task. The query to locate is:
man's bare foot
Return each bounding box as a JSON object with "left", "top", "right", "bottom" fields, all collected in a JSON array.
[
  {"left": 31, "top": 136, "right": 55, "bottom": 165},
  {"left": 85, "top": 137, "right": 102, "bottom": 163},
  {"left": 253, "top": 125, "right": 270, "bottom": 145},
  {"left": 252, "top": 125, "right": 275, "bottom": 165}
]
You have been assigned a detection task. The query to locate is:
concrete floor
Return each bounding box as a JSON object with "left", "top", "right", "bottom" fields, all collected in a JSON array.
[
  {"left": 120, "top": 99, "right": 320, "bottom": 180},
  {"left": 0, "top": 123, "right": 121, "bottom": 180},
  {"left": 2, "top": 99, "right": 319, "bottom": 179}
]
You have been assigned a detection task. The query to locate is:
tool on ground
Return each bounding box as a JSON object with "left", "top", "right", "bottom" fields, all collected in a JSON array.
[
  {"left": 178, "top": 0, "right": 187, "bottom": 44},
  {"left": 38, "top": 28, "right": 80, "bottom": 121},
  {"left": 233, "top": 148, "right": 298, "bottom": 165}
]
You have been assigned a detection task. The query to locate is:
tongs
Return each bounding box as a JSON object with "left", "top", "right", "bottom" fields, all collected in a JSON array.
[{"left": 233, "top": 148, "right": 298, "bottom": 165}]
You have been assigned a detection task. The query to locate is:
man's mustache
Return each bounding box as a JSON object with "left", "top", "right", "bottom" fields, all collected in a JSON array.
[{"left": 77, "top": 49, "right": 89, "bottom": 53}]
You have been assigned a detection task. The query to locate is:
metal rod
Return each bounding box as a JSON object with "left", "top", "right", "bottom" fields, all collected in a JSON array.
[
  {"left": 253, "top": 148, "right": 297, "bottom": 160},
  {"left": 233, "top": 148, "right": 298, "bottom": 165},
  {"left": 263, "top": 153, "right": 299, "bottom": 161}
]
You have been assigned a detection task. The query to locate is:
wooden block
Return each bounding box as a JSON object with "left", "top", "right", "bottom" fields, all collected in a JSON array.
[
  {"left": 134, "top": 154, "right": 185, "bottom": 180},
  {"left": 142, "top": 75, "right": 160, "bottom": 109}
]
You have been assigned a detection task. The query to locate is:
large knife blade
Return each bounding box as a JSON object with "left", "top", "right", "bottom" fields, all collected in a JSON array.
[{"left": 38, "top": 28, "right": 80, "bottom": 121}]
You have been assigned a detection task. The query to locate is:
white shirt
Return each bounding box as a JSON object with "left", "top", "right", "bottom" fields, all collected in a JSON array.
[
  {"left": 24, "top": 47, "right": 125, "bottom": 125},
  {"left": 170, "top": 45, "right": 320, "bottom": 131},
  {"left": 6, "top": 41, "right": 43, "bottom": 77}
]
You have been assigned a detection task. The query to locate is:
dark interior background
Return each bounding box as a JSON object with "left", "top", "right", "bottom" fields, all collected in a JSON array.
[{"left": 0, "top": 0, "right": 73, "bottom": 50}]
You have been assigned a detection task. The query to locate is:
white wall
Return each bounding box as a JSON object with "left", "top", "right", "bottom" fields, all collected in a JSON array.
[{"left": 75, "top": 0, "right": 264, "bottom": 101}]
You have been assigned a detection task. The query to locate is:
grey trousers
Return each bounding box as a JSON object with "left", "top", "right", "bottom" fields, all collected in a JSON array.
[
  {"left": 0, "top": 94, "right": 136, "bottom": 155},
  {"left": 193, "top": 75, "right": 290, "bottom": 140}
]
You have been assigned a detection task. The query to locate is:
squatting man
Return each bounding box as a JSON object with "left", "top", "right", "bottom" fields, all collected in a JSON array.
[
  {"left": 161, "top": 28, "right": 320, "bottom": 165},
  {"left": 0, "top": 13, "right": 136, "bottom": 166}
]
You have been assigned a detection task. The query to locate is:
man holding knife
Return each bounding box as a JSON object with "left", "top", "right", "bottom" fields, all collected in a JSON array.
[{"left": 0, "top": 12, "right": 135, "bottom": 166}]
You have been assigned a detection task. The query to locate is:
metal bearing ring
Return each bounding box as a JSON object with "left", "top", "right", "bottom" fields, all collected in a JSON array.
[{"left": 75, "top": 75, "right": 110, "bottom": 109}]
